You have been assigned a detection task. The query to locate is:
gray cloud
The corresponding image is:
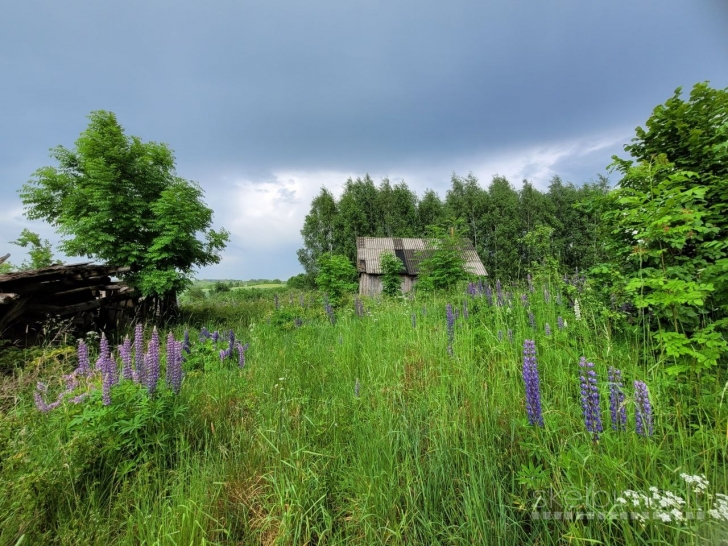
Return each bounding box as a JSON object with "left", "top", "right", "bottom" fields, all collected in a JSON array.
[{"left": 1, "top": 0, "right": 726, "bottom": 279}]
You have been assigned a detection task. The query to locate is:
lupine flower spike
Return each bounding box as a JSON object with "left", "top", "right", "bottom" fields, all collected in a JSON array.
[
  {"left": 145, "top": 327, "right": 161, "bottom": 395},
  {"left": 579, "top": 357, "right": 602, "bottom": 440},
  {"left": 634, "top": 380, "right": 653, "bottom": 437},
  {"left": 522, "top": 340, "right": 544, "bottom": 427},
  {"left": 608, "top": 367, "right": 627, "bottom": 431}
]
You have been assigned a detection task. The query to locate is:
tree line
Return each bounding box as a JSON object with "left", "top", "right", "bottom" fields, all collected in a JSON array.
[{"left": 296, "top": 172, "right": 611, "bottom": 284}]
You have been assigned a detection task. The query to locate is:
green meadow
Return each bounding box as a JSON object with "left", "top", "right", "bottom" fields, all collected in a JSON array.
[{"left": 1, "top": 280, "right": 726, "bottom": 545}]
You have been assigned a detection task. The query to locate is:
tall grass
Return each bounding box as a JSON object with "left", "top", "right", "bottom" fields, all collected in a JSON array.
[{"left": 1, "top": 282, "right": 727, "bottom": 544}]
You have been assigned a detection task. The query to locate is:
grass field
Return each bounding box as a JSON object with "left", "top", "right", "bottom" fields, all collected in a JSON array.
[{"left": 1, "top": 280, "right": 727, "bottom": 544}]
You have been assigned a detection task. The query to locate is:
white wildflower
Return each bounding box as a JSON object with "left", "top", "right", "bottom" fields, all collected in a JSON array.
[{"left": 574, "top": 298, "right": 582, "bottom": 321}]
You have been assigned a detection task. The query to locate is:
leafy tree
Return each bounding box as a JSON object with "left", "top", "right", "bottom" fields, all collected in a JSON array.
[
  {"left": 297, "top": 187, "right": 338, "bottom": 283},
  {"left": 445, "top": 173, "right": 489, "bottom": 260},
  {"left": 316, "top": 254, "right": 358, "bottom": 305},
  {"left": 416, "top": 224, "right": 470, "bottom": 292},
  {"left": 10, "top": 229, "right": 55, "bottom": 270},
  {"left": 19, "top": 111, "right": 229, "bottom": 308},
  {"left": 602, "top": 82, "right": 728, "bottom": 373},
  {"left": 333, "top": 175, "right": 381, "bottom": 263},
  {"left": 417, "top": 189, "right": 444, "bottom": 233},
  {"left": 482, "top": 176, "right": 521, "bottom": 280},
  {"left": 287, "top": 273, "right": 314, "bottom": 290},
  {"left": 380, "top": 252, "right": 404, "bottom": 297}
]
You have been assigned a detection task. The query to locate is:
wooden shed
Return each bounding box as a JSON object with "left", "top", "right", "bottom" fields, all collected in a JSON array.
[{"left": 356, "top": 237, "right": 487, "bottom": 296}]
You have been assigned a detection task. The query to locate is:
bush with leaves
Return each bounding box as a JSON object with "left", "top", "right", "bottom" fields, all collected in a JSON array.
[
  {"left": 315, "top": 254, "right": 358, "bottom": 305},
  {"left": 416, "top": 225, "right": 471, "bottom": 292},
  {"left": 599, "top": 82, "right": 728, "bottom": 373},
  {"left": 380, "top": 251, "right": 404, "bottom": 297}
]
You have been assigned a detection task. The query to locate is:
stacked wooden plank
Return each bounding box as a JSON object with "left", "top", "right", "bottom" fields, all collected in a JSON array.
[{"left": 0, "top": 262, "right": 141, "bottom": 340}]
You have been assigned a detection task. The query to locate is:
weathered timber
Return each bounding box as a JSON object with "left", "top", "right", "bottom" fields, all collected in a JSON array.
[{"left": 0, "top": 262, "right": 141, "bottom": 342}]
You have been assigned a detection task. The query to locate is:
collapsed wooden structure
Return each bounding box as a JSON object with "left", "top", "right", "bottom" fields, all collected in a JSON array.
[{"left": 0, "top": 261, "right": 142, "bottom": 341}]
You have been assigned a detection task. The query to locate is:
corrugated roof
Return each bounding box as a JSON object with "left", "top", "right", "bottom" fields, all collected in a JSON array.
[{"left": 356, "top": 237, "right": 487, "bottom": 276}]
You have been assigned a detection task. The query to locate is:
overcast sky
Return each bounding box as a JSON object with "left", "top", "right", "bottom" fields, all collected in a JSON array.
[{"left": 1, "top": 1, "right": 726, "bottom": 280}]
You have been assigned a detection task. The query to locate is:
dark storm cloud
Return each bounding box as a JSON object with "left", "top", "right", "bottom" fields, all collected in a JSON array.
[{"left": 1, "top": 0, "right": 726, "bottom": 278}]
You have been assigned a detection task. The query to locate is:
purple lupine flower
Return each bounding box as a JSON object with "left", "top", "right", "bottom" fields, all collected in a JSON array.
[
  {"left": 496, "top": 279, "right": 504, "bottom": 306},
  {"left": 484, "top": 284, "right": 493, "bottom": 306},
  {"left": 34, "top": 390, "right": 63, "bottom": 413},
  {"left": 76, "top": 339, "right": 91, "bottom": 377},
  {"left": 579, "top": 358, "right": 603, "bottom": 440},
  {"left": 145, "top": 327, "right": 160, "bottom": 395},
  {"left": 634, "top": 380, "right": 653, "bottom": 436},
  {"left": 166, "top": 333, "right": 183, "bottom": 394},
  {"left": 61, "top": 373, "right": 78, "bottom": 391},
  {"left": 463, "top": 300, "right": 469, "bottom": 319},
  {"left": 527, "top": 273, "right": 534, "bottom": 293},
  {"left": 498, "top": 330, "right": 503, "bottom": 342},
  {"left": 528, "top": 311, "right": 536, "bottom": 329},
  {"left": 68, "top": 393, "right": 89, "bottom": 405},
  {"left": 557, "top": 316, "right": 564, "bottom": 330},
  {"left": 236, "top": 341, "right": 249, "bottom": 368},
  {"left": 467, "top": 282, "right": 477, "bottom": 296},
  {"left": 477, "top": 278, "right": 484, "bottom": 295},
  {"left": 411, "top": 313, "right": 416, "bottom": 328},
  {"left": 199, "top": 326, "right": 211, "bottom": 341},
  {"left": 227, "top": 330, "right": 235, "bottom": 356},
  {"left": 354, "top": 378, "right": 361, "bottom": 397},
  {"left": 522, "top": 340, "right": 543, "bottom": 426},
  {"left": 95, "top": 333, "right": 110, "bottom": 371},
  {"left": 294, "top": 317, "right": 303, "bottom": 328},
  {"left": 182, "top": 329, "right": 192, "bottom": 354},
  {"left": 212, "top": 330, "right": 220, "bottom": 343},
  {"left": 135, "top": 323, "right": 145, "bottom": 385},
  {"left": 274, "top": 293, "right": 279, "bottom": 310},
  {"left": 507, "top": 329, "right": 513, "bottom": 344},
  {"left": 544, "top": 323, "right": 552, "bottom": 336},
  {"left": 120, "top": 335, "right": 133, "bottom": 380},
  {"left": 608, "top": 367, "right": 627, "bottom": 431},
  {"left": 521, "top": 293, "right": 529, "bottom": 306},
  {"left": 446, "top": 303, "right": 455, "bottom": 351},
  {"left": 543, "top": 288, "right": 550, "bottom": 303}
]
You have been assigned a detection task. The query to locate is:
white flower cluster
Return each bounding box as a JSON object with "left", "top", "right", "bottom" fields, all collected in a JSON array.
[
  {"left": 616, "top": 488, "right": 686, "bottom": 523},
  {"left": 614, "top": 474, "right": 728, "bottom": 523},
  {"left": 681, "top": 473, "right": 709, "bottom": 494},
  {"left": 574, "top": 298, "right": 582, "bottom": 321},
  {"left": 708, "top": 494, "right": 728, "bottom": 521}
]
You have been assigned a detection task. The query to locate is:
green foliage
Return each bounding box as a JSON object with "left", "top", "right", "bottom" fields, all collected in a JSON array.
[
  {"left": 297, "top": 187, "right": 338, "bottom": 279},
  {"left": 380, "top": 251, "right": 404, "bottom": 297},
  {"left": 602, "top": 82, "right": 728, "bottom": 373},
  {"left": 19, "top": 110, "right": 229, "bottom": 298},
  {"left": 287, "top": 272, "right": 316, "bottom": 290},
  {"left": 416, "top": 224, "right": 470, "bottom": 292},
  {"left": 212, "top": 280, "right": 231, "bottom": 293},
  {"left": 315, "top": 254, "right": 358, "bottom": 305},
  {"left": 2, "top": 276, "right": 728, "bottom": 543},
  {"left": 10, "top": 229, "right": 56, "bottom": 270}
]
